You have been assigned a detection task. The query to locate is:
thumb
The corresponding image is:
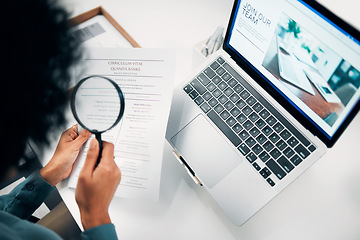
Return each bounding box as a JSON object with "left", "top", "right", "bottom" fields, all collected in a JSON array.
[
  {"left": 73, "top": 129, "right": 92, "bottom": 149},
  {"left": 81, "top": 138, "right": 99, "bottom": 176}
]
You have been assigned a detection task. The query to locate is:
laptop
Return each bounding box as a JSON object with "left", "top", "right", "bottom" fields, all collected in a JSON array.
[{"left": 166, "top": 0, "right": 360, "bottom": 225}]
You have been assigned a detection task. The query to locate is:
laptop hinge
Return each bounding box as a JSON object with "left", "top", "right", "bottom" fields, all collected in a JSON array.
[{"left": 172, "top": 151, "right": 203, "bottom": 186}]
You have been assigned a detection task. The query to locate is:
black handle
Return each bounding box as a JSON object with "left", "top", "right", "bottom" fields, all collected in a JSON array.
[{"left": 95, "top": 132, "right": 102, "bottom": 167}]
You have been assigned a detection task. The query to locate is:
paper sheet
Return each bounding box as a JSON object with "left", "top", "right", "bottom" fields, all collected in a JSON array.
[{"left": 68, "top": 47, "right": 175, "bottom": 201}]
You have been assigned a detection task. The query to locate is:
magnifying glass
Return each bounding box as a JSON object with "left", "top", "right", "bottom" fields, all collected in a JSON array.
[{"left": 71, "top": 75, "right": 125, "bottom": 165}]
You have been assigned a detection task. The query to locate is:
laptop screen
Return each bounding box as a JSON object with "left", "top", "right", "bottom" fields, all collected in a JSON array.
[{"left": 224, "top": 0, "right": 360, "bottom": 146}]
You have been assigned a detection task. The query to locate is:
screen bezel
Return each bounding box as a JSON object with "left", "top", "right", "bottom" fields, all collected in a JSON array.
[{"left": 223, "top": 0, "right": 360, "bottom": 148}]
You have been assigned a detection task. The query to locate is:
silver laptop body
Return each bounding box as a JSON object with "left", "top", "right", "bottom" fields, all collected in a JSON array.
[{"left": 166, "top": 0, "right": 360, "bottom": 225}]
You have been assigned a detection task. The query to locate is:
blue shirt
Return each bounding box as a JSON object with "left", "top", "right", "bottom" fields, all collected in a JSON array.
[{"left": 0, "top": 171, "right": 118, "bottom": 240}]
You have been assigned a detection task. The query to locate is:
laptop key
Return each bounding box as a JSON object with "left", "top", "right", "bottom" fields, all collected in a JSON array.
[
  {"left": 256, "top": 134, "right": 267, "bottom": 144},
  {"left": 240, "top": 90, "right": 250, "bottom": 99},
  {"left": 253, "top": 162, "right": 261, "bottom": 171},
  {"left": 230, "top": 107, "right": 241, "bottom": 117},
  {"left": 263, "top": 141, "right": 274, "bottom": 152},
  {"left": 246, "top": 96, "right": 257, "bottom": 106},
  {"left": 255, "top": 119, "right": 266, "bottom": 129},
  {"left": 229, "top": 93, "right": 240, "bottom": 103},
  {"left": 191, "top": 79, "right": 206, "bottom": 94},
  {"left": 214, "top": 104, "right": 224, "bottom": 113},
  {"left": 266, "top": 116, "right": 277, "bottom": 126},
  {"left": 236, "top": 99, "right": 246, "bottom": 109},
  {"left": 220, "top": 110, "right": 230, "bottom": 120},
  {"left": 228, "top": 78, "right": 238, "bottom": 87},
  {"left": 259, "top": 169, "right": 267, "bottom": 178},
  {"left": 267, "top": 178, "right": 275, "bottom": 187},
  {"left": 206, "top": 83, "right": 216, "bottom": 92},
  {"left": 287, "top": 137, "right": 299, "bottom": 148},
  {"left": 222, "top": 72, "right": 232, "bottom": 81},
  {"left": 245, "top": 137, "right": 256, "bottom": 148},
  {"left": 218, "top": 81, "right": 227, "bottom": 90},
  {"left": 224, "top": 87, "right": 234, "bottom": 97},
  {"left": 262, "top": 126, "right": 273, "bottom": 136},
  {"left": 197, "top": 73, "right": 211, "bottom": 86},
  {"left": 204, "top": 67, "right": 216, "bottom": 79},
  {"left": 259, "top": 109, "right": 270, "bottom": 119},
  {"left": 208, "top": 98, "right": 218, "bottom": 107},
  {"left": 184, "top": 84, "right": 193, "bottom": 94},
  {"left": 232, "top": 123, "right": 243, "bottom": 133},
  {"left": 212, "top": 76, "right": 221, "bottom": 84},
  {"left": 207, "top": 110, "right": 241, "bottom": 147},
  {"left": 243, "top": 120, "right": 254, "bottom": 131},
  {"left": 238, "top": 143, "right": 250, "bottom": 155},
  {"left": 210, "top": 61, "right": 220, "bottom": 70},
  {"left": 203, "top": 92, "right": 212, "bottom": 101},
  {"left": 236, "top": 113, "right": 247, "bottom": 124},
  {"left": 234, "top": 84, "right": 244, "bottom": 93},
  {"left": 290, "top": 154, "right": 302, "bottom": 166},
  {"left": 259, "top": 151, "right": 270, "bottom": 162},
  {"left": 189, "top": 90, "right": 199, "bottom": 99},
  {"left": 216, "top": 67, "right": 226, "bottom": 76},
  {"left": 280, "top": 129, "right": 291, "bottom": 140},
  {"left": 217, "top": 57, "right": 225, "bottom": 64},
  {"left": 246, "top": 152, "right": 257, "bottom": 163},
  {"left": 194, "top": 96, "right": 204, "bottom": 105},
  {"left": 249, "top": 112, "right": 259, "bottom": 122},
  {"left": 295, "top": 144, "right": 310, "bottom": 159},
  {"left": 283, "top": 147, "right": 295, "bottom": 158},
  {"left": 252, "top": 103, "right": 263, "bottom": 112},
  {"left": 249, "top": 127, "right": 260, "bottom": 137},
  {"left": 212, "top": 88, "right": 222, "bottom": 98},
  {"left": 239, "top": 130, "right": 250, "bottom": 141},
  {"left": 226, "top": 117, "right": 236, "bottom": 127},
  {"left": 277, "top": 156, "right": 295, "bottom": 173},
  {"left": 200, "top": 102, "right": 211, "bottom": 113},
  {"left": 276, "top": 140, "right": 287, "bottom": 151},
  {"left": 270, "top": 148, "right": 281, "bottom": 159},
  {"left": 266, "top": 159, "right": 286, "bottom": 180},
  {"left": 308, "top": 145, "right": 316, "bottom": 152},
  {"left": 269, "top": 133, "right": 280, "bottom": 143},
  {"left": 242, "top": 106, "right": 253, "bottom": 116},
  {"left": 224, "top": 101, "right": 234, "bottom": 110},
  {"left": 273, "top": 122, "right": 284, "bottom": 133},
  {"left": 252, "top": 144, "right": 263, "bottom": 155}
]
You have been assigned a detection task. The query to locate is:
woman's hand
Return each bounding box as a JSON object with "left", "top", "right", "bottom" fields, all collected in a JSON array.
[
  {"left": 75, "top": 139, "right": 121, "bottom": 230},
  {"left": 40, "top": 125, "right": 91, "bottom": 186}
]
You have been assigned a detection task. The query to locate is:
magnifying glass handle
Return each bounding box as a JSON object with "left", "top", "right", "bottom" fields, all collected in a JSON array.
[{"left": 95, "top": 132, "right": 103, "bottom": 167}]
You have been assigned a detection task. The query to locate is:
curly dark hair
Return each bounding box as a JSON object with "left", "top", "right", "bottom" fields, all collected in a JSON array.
[{"left": 1, "top": 0, "right": 81, "bottom": 177}]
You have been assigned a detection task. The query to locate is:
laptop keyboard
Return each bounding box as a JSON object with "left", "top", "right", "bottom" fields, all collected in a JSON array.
[{"left": 183, "top": 56, "right": 317, "bottom": 187}]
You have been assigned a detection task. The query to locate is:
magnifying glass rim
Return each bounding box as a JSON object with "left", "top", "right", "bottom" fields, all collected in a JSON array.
[{"left": 70, "top": 75, "right": 125, "bottom": 134}]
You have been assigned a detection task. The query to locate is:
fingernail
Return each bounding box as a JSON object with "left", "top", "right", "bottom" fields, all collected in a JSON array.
[{"left": 89, "top": 138, "right": 98, "bottom": 150}]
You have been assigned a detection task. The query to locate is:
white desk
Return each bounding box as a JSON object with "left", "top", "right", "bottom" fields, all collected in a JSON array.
[{"left": 44, "top": 0, "right": 360, "bottom": 239}]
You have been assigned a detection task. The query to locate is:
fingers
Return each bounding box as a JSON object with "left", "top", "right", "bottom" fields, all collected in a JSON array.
[
  {"left": 73, "top": 128, "right": 91, "bottom": 148},
  {"left": 81, "top": 139, "right": 117, "bottom": 177},
  {"left": 98, "top": 141, "right": 115, "bottom": 164},
  {"left": 81, "top": 138, "right": 99, "bottom": 176}
]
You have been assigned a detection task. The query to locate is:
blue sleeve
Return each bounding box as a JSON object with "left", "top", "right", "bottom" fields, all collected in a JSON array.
[
  {"left": 0, "top": 171, "right": 55, "bottom": 219},
  {"left": 81, "top": 223, "right": 118, "bottom": 240}
]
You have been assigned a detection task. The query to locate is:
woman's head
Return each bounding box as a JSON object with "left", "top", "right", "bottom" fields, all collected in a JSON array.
[{"left": 2, "top": 0, "right": 81, "bottom": 177}]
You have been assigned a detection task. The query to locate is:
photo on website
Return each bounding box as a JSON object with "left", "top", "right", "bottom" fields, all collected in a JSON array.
[{"left": 261, "top": 13, "right": 360, "bottom": 127}]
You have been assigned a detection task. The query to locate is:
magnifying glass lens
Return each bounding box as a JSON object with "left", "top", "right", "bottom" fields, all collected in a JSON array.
[{"left": 72, "top": 76, "right": 123, "bottom": 133}]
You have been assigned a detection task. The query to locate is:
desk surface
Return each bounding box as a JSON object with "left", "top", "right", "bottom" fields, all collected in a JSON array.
[{"left": 43, "top": 0, "right": 360, "bottom": 239}]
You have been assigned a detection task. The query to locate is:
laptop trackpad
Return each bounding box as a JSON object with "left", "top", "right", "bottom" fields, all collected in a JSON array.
[{"left": 171, "top": 114, "right": 242, "bottom": 188}]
